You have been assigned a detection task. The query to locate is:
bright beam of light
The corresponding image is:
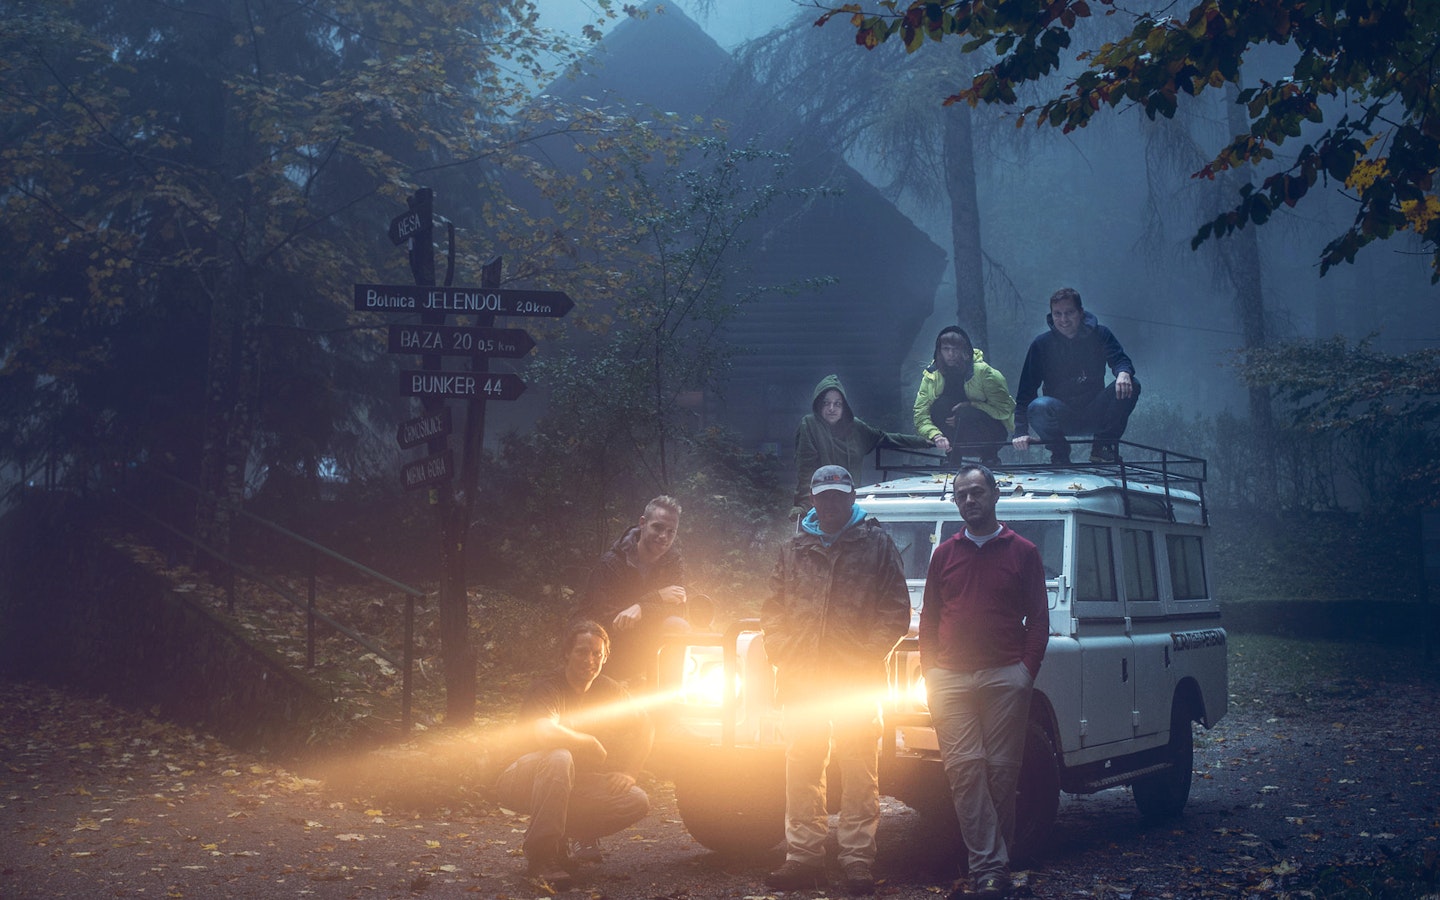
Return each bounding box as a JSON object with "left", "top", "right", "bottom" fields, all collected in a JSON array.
[{"left": 908, "top": 672, "right": 928, "bottom": 711}]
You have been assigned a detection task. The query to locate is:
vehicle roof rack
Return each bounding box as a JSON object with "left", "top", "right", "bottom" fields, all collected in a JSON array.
[{"left": 874, "top": 439, "right": 1208, "bottom": 524}]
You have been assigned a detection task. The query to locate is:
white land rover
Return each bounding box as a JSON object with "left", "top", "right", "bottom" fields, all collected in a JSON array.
[{"left": 653, "top": 444, "right": 1228, "bottom": 861}]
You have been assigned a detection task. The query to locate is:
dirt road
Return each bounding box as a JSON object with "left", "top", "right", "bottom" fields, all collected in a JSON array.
[{"left": 3, "top": 636, "right": 1437, "bottom": 898}]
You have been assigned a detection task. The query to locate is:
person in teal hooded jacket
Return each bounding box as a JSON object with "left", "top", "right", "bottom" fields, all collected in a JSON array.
[
  {"left": 793, "top": 374, "right": 937, "bottom": 515},
  {"left": 913, "top": 327, "right": 1016, "bottom": 468},
  {"left": 761, "top": 465, "right": 911, "bottom": 894}
]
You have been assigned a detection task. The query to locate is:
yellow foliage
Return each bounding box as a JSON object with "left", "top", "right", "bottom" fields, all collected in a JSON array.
[
  {"left": 1345, "top": 156, "right": 1386, "bottom": 192},
  {"left": 1400, "top": 195, "right": 1440, "bottom": 231}
]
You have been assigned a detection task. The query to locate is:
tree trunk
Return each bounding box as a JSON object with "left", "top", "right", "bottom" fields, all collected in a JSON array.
[
  {"left": 1221, "top": 85, "right": 1278, "bottom": 506},
  {"left": 944, "top": 104, "right": 988, "bottom": 348},
  {"left": 197, "top": 15, "right": 262, "bottom": 555}
]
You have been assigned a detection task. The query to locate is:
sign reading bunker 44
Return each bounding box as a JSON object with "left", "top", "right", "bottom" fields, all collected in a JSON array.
[{"left": 401, "top": 370, "right": 526, "bottom": 401}]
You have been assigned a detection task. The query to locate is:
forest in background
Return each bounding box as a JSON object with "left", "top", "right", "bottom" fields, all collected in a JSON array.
[{"left": 3, "top": 0, "right": 1438, "bottom": 721}]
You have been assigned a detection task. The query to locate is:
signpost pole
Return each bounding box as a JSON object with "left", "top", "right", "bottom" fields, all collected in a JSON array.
[
  {"left": 362, "top": 190, "right": 573, "bottom": 727},
  {"left": 461, "top": 257, "right": 501, "bottom": 486},
  {"left": 413, "top": 187, "right": 446, "bottom": 735}
]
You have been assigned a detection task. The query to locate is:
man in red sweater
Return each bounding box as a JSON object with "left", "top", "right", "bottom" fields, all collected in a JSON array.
[{"left": 919, "top": 464, "right": 1049, "bottom": 899}]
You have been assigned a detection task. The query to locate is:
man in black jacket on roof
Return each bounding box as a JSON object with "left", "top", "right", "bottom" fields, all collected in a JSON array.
[{"left": 1011, "top": 287, "right": 1140, "bottom": 464}]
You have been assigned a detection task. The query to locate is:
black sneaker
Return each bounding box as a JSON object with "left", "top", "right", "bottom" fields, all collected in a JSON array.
[
  {"left": 765, "top": 860, "right": 826, "bottom": 891},
  {"left": 525, "top": 856, "right": 574, "bottom": 890},
  {"left": 975, "top": 873, "right": 1009, "bottom": 898},
  {"left": 841, "top": 861, "right": 875, "bottom": 895},
  {"left": 568, "top": 837, "right": 603, "bottom": 863},
  {"left": 1089, "top": 443, "right": 1120, "bottom": 464}
]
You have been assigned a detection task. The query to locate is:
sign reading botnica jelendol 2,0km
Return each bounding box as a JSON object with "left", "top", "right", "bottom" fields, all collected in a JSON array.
[{"left": 353, "top": 283, "right": 574, "bottom": 318}]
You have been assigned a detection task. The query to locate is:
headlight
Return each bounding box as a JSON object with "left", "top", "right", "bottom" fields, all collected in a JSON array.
[{"left": 680, "top": 647, "right": 738, "bottom": 706}]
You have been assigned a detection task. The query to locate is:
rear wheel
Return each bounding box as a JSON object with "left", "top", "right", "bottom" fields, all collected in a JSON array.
[
  {"left": 673, "top": 746, "right": 785, "bottom": 856},
  {"left": 1132, "top": 702, "right": 1194, "bottom": 820}
]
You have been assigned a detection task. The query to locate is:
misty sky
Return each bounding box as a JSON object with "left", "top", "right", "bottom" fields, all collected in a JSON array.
[{"left": 537, "top": 0, "right": 799, "bottom": 50}]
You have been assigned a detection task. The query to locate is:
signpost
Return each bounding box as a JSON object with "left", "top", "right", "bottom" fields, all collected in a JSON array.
[
  {"left": 355, "top": 186, "right": 580, "bottom": 730},
  {"left": 396, "top": 408, "right": 452, "bottom": 450},
  {"left": 389, "top": 210, "right": 425, "bottom": 246},
  {"left": 354, "top": 284, "right": 574, "bottom": 318},
  {"left": 401, "top": 449, "right": 453, "bottom": 491},
  {"left": 400, "top": 370, "right": 527, "bottom": 401},
  {"left": 353, "top": 252, "right": 575, "bottom": 489},
  {"left": 387, "top": 324, "right": 536, "bottom": 358}
]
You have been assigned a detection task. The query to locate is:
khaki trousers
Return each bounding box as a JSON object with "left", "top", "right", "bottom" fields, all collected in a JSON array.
[
  {"left": 780, "top": 698, "right": 883, "bottom": 868},
  {"left": 926, "top": 663, "right": 1033, "bottom": 880}
]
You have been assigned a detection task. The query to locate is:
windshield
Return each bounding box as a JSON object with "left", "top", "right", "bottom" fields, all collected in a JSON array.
[
  {"left": 877, "top": 521, "right": 937, "bottom": 580},
  {"left": 939, "top": 518, "right": 1064, "bottom": 580}
]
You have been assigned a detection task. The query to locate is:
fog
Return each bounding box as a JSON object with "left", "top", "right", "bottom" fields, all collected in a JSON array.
[
  {"left": 537, "top": 0, "right": 797, "bottom": 51},
  {"left": 534, "top": 0, "right": 1440, "bottom": 447}
]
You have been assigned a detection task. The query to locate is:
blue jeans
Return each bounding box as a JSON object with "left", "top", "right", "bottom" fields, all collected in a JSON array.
[
  {"left": 926, "top": 663, "right": 1034, "bottom": 880},
  {"left": 1026, "top": 380, "right": 1141, "bottom": 455}
]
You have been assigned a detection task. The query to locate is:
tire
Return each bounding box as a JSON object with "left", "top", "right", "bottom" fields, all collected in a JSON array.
[
  {"left": 673, "top": 746, "right": 785, "bottom": 856},
  {"left": 895, "top": 716, "right": 1060, "bottom": 865},
  {"left": 1011, "top": 717, "right": 1061, "bottom": 864},
  {"left": 1132, "top": 703, "right": 1194, "bottom": 820}
]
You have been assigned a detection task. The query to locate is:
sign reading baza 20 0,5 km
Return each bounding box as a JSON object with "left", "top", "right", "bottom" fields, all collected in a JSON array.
[{"left": 353, "top": 284, "right": 573, "bottom": 317}]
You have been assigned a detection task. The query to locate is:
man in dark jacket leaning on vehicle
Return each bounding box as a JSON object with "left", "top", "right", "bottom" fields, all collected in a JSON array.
[
  {"left": 1011, "top": 286, "right": 1140, "bottom": 464},
  {"left": 576, "top": 495, "right": 689, "bottom": 689},
  {"left": 761, "top": 466, "right": 912, "bottom": 896}
]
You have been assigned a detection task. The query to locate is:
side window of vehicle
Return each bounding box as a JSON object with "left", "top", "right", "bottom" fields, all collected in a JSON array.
[
  {"left": 1076, "top": 524, "right": 1116, "bottom": 602},
  {"left": 1167, "top": 533, "right": 1208, "bottom": 600},
  {"left": 1007, "top": 519, "right": 1065, "bottom": 580},
  {"left": 1120, "top": 528, "right": 1159, "bottom": 601}
]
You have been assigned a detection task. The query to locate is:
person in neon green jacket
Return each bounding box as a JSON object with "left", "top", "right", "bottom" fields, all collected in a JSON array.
[{"left": 913, "top": 327, "right": 1016, "bottom": 467}]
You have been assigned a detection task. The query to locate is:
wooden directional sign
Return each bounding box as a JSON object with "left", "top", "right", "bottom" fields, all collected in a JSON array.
[
  {"left": 396, "top": 407, "right": 452, "bottom": 450},
  {"left": 388, "top": 210, "right": 427, "bottom": 245},
  {"left": 354, "top": 284, "right": 574, "bottom": 318},
  {"left": 401, "top": 370, "right": 526, "bottom": 401},
  {"left": 387, "top": 324, "right": 536, "bottom": 359},
  {"left": 401, "top": 449, "right": 453, "bottom": 491}
]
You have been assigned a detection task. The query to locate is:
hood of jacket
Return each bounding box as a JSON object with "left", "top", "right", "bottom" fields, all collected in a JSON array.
[
  {"left": 810, "top": 374, "right": 855, "bottom": 424},
  {"left": 1044, "top": 309, "right": 1101, "bottom": 338},
  {"left": 799, "top": 503, "right": 868, "bottom": 543},
  {"left": 932, "top": 325, "right": 993, "bottom": 383},
  {"left": 925, "top": 346, "right": 991, "bottom": 375}
]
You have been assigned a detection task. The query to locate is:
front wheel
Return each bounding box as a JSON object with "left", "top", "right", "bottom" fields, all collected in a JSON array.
[
  {"left": 673, "top": 745, "right": 785, "bottom": 856},
  {"left": 890, "top": 716, "right": 1060, "bottom": 864},
  {"left": 1011, "top": 717, "right": 1061, "bottom": 864},
  {"left": 1132, "top": 703, "right": 1194, "bottom": 820}
]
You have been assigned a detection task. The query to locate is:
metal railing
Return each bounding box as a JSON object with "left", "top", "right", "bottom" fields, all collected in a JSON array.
[
  {"left": 874, "top": 439, "right": 1209, "bottom": 523},
  {"left": 114, "top": 464, "right": 428, "bottom": 735}
]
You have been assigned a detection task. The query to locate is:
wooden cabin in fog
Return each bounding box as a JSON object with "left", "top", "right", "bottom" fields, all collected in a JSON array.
[{"left": 529, "top": 5, "right": 944, "bottom": 480}]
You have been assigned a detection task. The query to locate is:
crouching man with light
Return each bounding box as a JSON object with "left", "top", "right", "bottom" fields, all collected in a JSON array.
[{"left": 495, "top": 620, "right": 652, "bottom": 888}]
